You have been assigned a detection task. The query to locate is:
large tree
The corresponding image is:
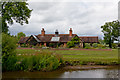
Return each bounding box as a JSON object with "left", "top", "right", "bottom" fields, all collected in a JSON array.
[
  {"left": 0, "top": 2, "right": 32, "bottom": 33},
  {"left": 101, "top": 20, "right": 120, "bottom": 48}
]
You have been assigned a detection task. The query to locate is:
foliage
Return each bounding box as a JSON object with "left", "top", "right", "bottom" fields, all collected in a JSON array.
[
  {"left": 97, "top": 44, "right": 106, "bottom": 49},
  {"left": 71, "top": 36, "right": 80, "bottom": 44},
  {"left": 2, "top": 33, "right": 17, "bottom": 60},
  {"left": 92, "top": 43, "right": 98, "bottom": 48},
  {"left": 21, "top": 43, "right": 28, "bottom": 47},
  {"left": 99, "top": 39, "right": 105, "bottom": 45},
  {"left": 2, "top": 33, "right": 17, "bottom": 71},
  {"left": 112, "top": 43, "right": 117, "bottom": 49},
  {"left": 2, "top": 55, "right": 17, "bottom": 71},
  {"left": 101, "top": 20, "right": 120, "bottom": 48},
  {"left": 17, "top": 49, "right": 119, "bottom": 66},
  {"left": 17, "top": 32, "right": 26, "bottom": 40},
  {"left": 67, "top": 41, "right": 75, "bottom": 48},
  {"left": 85, "top": 43, "right": 91, "bottom": 49},
  {"left": 1, "top": 2, "right": 32, "bottom": 33},
  {"left": 49, "top": 43, "right": 54, "bottom": 48},
  {"left": 3, "top": 50, "right": 63, "bottom": 71},
  {"left": 67, "top": 36, "right": 80, "bottom": 48}
]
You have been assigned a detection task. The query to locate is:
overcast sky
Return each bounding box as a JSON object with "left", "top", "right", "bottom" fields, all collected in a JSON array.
[{"left": 9, "top": 0, "right": 119, "bottom": 39}]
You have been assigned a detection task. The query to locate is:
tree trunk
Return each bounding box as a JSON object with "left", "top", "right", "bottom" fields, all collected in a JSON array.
[{"left": 109, "top": 37, "right": 112, "bottom": 48}]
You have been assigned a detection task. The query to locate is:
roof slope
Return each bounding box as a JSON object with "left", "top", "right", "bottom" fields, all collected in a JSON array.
[
  {"left": 18, "top": 35, "right": 99, "bottom": 44},
  {"left": 79, "top": 36, "right": 99, "bottom": 43},
  {"left": 36, "top": 34, "right": 77, "bottom": 42},
  {"left": 18, "top": 37, "right": 29, "bottom": 44}
]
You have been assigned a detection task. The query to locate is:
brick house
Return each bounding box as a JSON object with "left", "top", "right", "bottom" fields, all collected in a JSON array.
[{"left": 18, "top": 28, "right": 99, "bottom": 48}]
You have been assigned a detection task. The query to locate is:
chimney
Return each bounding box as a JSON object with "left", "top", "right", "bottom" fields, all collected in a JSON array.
[
  {"left": 55, "top": 29, "right": 59, "bottom": 37},
  {"left": 69, "top": 28, "right": 72, "bottom": 37},
  {"left": 41, "top": 28, "right": 45, "bottom": 36}
]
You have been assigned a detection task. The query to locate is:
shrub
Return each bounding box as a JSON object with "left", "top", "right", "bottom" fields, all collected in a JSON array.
[
  {"left": 2, "top": 33, "right": 17, "bottom": 57},
  {"left": 85, "top": 43, "right": 91, "bottom": 49},
  {"left": 2, "top": 55, "right": 17, "bottom": 71},
  {"left": 67, "top": 36, "right": 80, "bottom": 48},
  {"left": 98, "top": 44, "right": 106, "bottom": 49},
  {"left": 2, "top": 33, "right": 17, "bottom": 71},
  {"left": 49, "top": 43, "right": 54, "bottom": 48},
  {"left": 21, "top": 43, "right": 28, "bottom": 47},
  {"left": 6, "top": 51, "right": 63, "bottom": 72},
  {"left": 112, "top": 43, "right": 117, "bottom": 49},
  {"left": 67, "top": 41, "right": 75, "bottom": 48},
  {"left": 92, "top": 43, "right": 98, "bottom": 48}
]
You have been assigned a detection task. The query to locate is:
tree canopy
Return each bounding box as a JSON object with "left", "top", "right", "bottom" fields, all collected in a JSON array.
[
  {"left": 67, "top": 36, "right": 80, "bottom": 48},
  {"left": 0, "top": 2, "right": 32, "bottom": 33},
  {"left": 101, "top": 20, "right": 120, "bottom": 48},
  {"left": 17, "top": 32, "right": 26, "bottom": 40}
]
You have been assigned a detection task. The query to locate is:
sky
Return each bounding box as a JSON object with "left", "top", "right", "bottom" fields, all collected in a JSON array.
[{"left": 8, "top": 0, "right": 119, "bottom": 39}]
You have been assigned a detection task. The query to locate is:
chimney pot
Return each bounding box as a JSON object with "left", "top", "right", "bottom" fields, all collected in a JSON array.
[{"left": 55, "top": 29, "right": 59, "bottom": 36}]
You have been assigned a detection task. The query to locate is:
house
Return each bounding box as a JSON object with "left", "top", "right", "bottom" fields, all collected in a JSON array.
[{"left": 18, "top": 28, "right": 99, "bottom": 48}]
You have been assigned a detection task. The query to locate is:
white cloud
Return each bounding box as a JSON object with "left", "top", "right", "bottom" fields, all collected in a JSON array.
[{"left": 9, "top": 0, "right": 119, "bottom": 39}]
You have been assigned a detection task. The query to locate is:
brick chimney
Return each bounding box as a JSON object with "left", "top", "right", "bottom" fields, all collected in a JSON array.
[
  {"left": 41, "top": 28, "right": 45, "bottom": 36},
  {"left": 69, "top": 28, "right": 72, "bottom": 37}
]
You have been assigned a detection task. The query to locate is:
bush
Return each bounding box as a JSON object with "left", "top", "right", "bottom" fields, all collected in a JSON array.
[
  {"left": 112, "top": 43, "right": 117, "bottom": 49},
  {"left": 2, "top": 33, "right": 17, "bottom": 71},
  {"left": 49, "top": 43, "right": 54, "bottom": 48},
  {"left": 98, "top": 44, "right": 106, "bottom": 49},
  {"left": 2, "top": 33, "right": 17, "bottom": 57},
  {"left": 2, "top": 55, "right": 17, "bottom": 71},
  {"left": 85, "top": 43, "right": 91, "bottom": 49},
  {"left": 92, "top": 43, "right": 98, "bottom": 48},
  {"left": 2, "top": 33, "right": 17, "bottom": 68},
  {"left": 21, "top": 43, "right": 28, "bottom": 47},
  {"left": 67, "top": 41, "right": 75, "bottom": 48},
  {"left": 4, "top": 51, "right": 63, "bottom": 71}
]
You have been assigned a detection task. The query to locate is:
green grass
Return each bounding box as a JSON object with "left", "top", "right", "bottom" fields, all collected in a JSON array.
[{"left": 16, "top": 49, "right": 119, "bottom": 65}]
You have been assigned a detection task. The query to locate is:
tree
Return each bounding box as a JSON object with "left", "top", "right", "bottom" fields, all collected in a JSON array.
[
  {"left": 71, "top": 36, "right": 80, "bottom": 44},
  {"left": 67, "top": 36, "right": 80, "bottom": 48},
  {"left": 0, "top": 2, "right": 32, "bottom": 33},
  {"left": 67, "top": 41, "right": 75, "bottom": 48},
  {"left": 17, "top": 32, "right": 26, "bottom": 40},
  {"left": 101, "top": 20, "right": 120, "bottom": 48}
]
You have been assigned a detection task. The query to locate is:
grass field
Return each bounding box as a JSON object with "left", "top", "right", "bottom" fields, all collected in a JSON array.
[{"left": 16, "top": 49, "right": 119, "bottom": 65}]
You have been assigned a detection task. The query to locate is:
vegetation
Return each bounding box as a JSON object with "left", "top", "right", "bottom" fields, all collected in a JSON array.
[
  {"left": 99, "top": 39, "right": 105, "bottom": 45},
  {"left": 2, "top": 33, "right": 17, "bottom": 71},
  {"left": 112, "top": 43, "right": 118, "bottom": 49},
  {"left": 67, "top": 41, "right": 75, "bottom": 48},
  {"left": 3, "top": 50, "right": 63, "bottom": 71},
  {"left": 101, "top": 20, "right": 120, "bottom": 48},
  {"left": 2, "top": 33, "right": 17, "bottom": 59},
  {"left": 16, "top": 49, "right": 119, "bottom": 66},
  {"left": 1, "top": 2, "right": 32, "bottom": 33},
  {"left": 67, "top": 36, "right": 80, "bottom": 48},
  {"left": 85, "top": 43, "right": 91, "bottom": 49},
  {"left": 17, "top": 32, "right": 26, "bottom": 41},
  {"left": 92, "top": 43, "right": 98, "bottom": 48}
]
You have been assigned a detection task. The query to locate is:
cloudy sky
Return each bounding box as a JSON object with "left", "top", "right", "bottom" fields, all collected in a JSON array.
[{"left": 9, "top": 0, "right": 119, "bottom": 39}]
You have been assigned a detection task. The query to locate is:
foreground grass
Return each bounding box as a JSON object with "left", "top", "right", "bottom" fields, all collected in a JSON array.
[{"left": 16, "top": 49, "right": 119, "bottom": 65}]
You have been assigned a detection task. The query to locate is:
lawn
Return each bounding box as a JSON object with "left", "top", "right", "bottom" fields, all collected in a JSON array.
[{"left": 16, "top": 49, "right": 119, "bottom": 65}]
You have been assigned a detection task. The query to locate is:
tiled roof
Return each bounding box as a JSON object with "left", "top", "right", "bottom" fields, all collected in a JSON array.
[
  {"left": 18, "top": 35, "right": 99, "bottom": 44},
  {"left": 36, "top": 34, "right": 77, "bottom": 42},
  {"left": 79, "top": 36, "right": 99, "bottom": 43},
  {"left": 18, "top": 37, "right": 29, "bottom": 44}
]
